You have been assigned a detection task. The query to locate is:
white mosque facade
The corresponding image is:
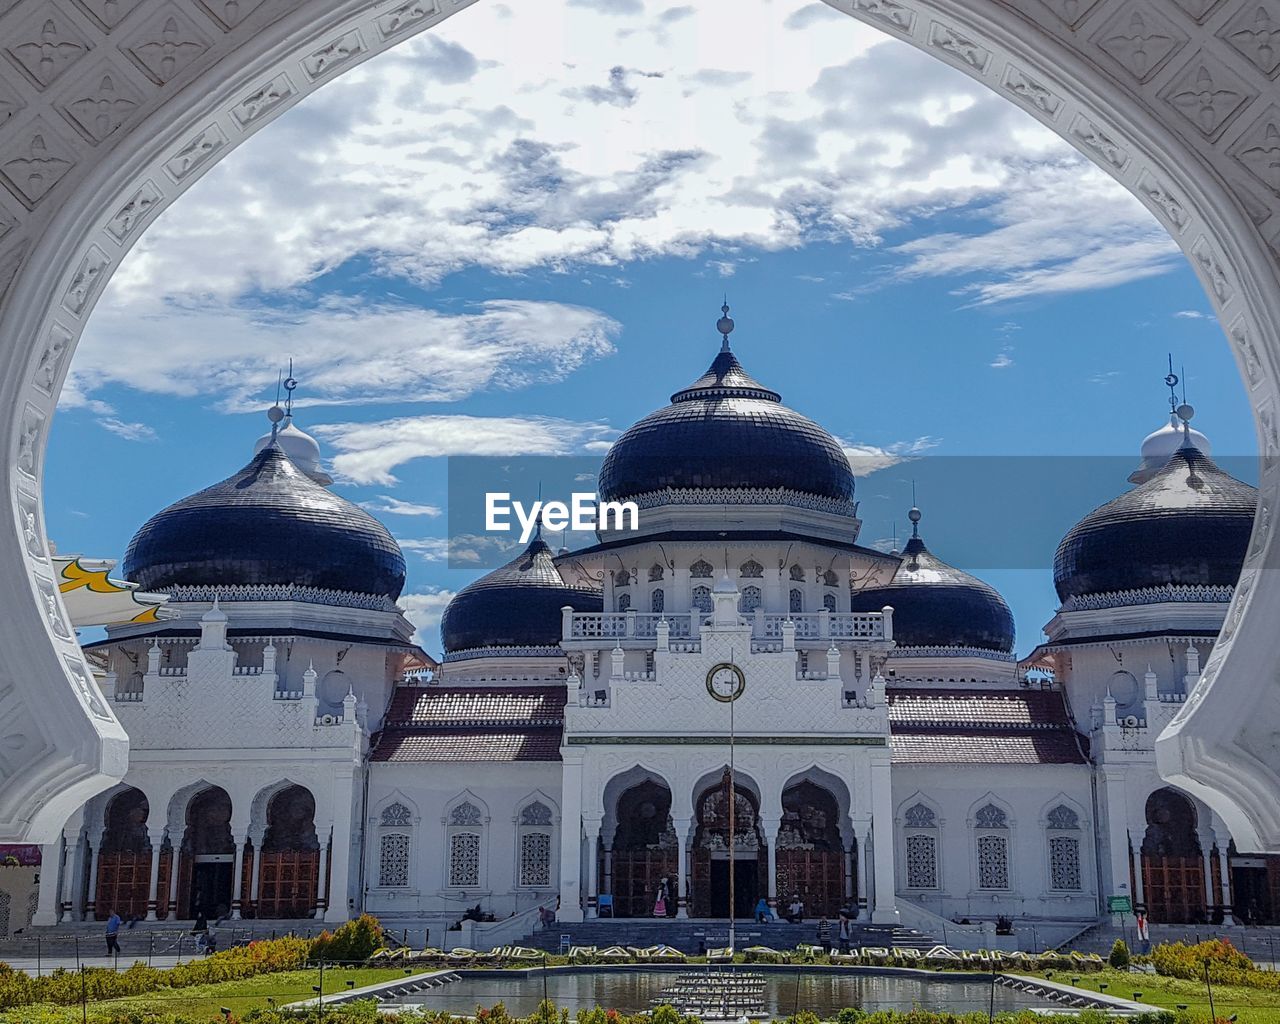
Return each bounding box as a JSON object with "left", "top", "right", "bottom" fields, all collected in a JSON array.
[{"left": 13, "top": 311, "right": 1278, "bottom": 944}]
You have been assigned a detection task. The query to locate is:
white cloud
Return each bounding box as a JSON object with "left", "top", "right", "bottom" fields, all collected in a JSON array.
[
  {"left": 397, "top": 537, "right": 455, "bottom": 562},
  {"left": 398, "top": 587, "right": 456, "bottom": 648},
  {"left": 990, "top": 347, "right": 1014, "bottom": 369},
  {"left": 842, "top": 436, "right": 941, "bottom": 477},
  {"left": 312, "top": 414, "right": 615, "bottom": 485},
  {"left": 364, "top": 496, "right": 443, "bottom": 517},
  {"left": 1175, "top": 309, "right": 1212, "bottom": 320},
  {"left": 98, "top": 418, "right": 158, "bottom": 442}
]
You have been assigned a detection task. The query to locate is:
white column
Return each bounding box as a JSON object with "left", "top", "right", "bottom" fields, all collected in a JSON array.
[
  {"left": 32, "top": 838, "right": 63, "bottom": 926},
  {"left": 674, "top": 817, "right": 692, "bottom": 919},
  {"left": 168, "top": 844, "right": 181, "bottom": 919},
  {"left": 145, "top": 828, "right": 166, "bottom": 920},
  {"left": 869, "top": 758, "right": 898, "bottom": 923},
  {"left": 1217, "top": 843, "right": 1231, "bottom": 910},
  {"left": 761, "top": 815, "right": 781, "bottom": 912},
  {"left": 61, "top": 825, "right": 86, "bottom": 920},
  {"left": 85, "top": 827, "right": 104, "bottom": 919},
  {"left": 229, "top": 828, "right": 248, "bottom": 920},
  {"left": 1200, "top": 835, "right": 1215, "bottom": 912},
  {"left": 558, "top": 752, "right": 585, "bottom": 922},
  {"left": 856, "top": 824, "right": 873, "bottom": 919},
  {"left": 324, "top": 768, "right": 358, "bottom": 923},
  {"left": 584, "top": 818, "right": 601, "bottom": 918},
  {"left": 247, "top": 828, "right": 264, "bottom": 915},
  {"left": 314, "top": 829, "right": 331, "bottom": 920},
  {"left": 1101, "top": 769, "right": 1134, "bottom": 907}
]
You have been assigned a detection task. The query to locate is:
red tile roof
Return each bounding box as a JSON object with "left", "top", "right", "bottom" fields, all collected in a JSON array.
[
  {"left": 372, "top": 729, "right": 562, "bottom": 762},
  {"left": 887, "top": 687, "right": 1088, "bottom": 765},
  {"left": 384, "top": 686, "right": 567, "bottom": 727}
]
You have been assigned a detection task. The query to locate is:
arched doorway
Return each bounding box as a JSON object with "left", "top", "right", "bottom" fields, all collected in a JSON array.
[
  {"left": 776, "top": 780, "right": 847, "bottom": 918},
  {"left": 609, "top": 779, "right": 676, "bottom": 918},
  {"left": 178, "top": 787, "right": 234, "bottom": 921},
  {"left": 93, "top": 787, "right": 153, "bottom": 921},
  {"left": 1141, "top": 788, "right": 1204, "bottom": 924},
  {"left": 691, "top": 773, "right": 765, "bottom": 919},
  {"left": 254, "top": 785, "right": 320, "bottom": 919}
]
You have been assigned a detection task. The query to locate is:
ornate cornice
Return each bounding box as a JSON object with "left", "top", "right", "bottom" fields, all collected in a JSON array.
[
  {"left": 1061, "top": 583, "right": 1234, "bottom": 611},
  {"left": 162, "top": 583, "right": 398, "bottom": 612},
  {"left": 626, "top": 486, "right": 858, "bottom": 517}
]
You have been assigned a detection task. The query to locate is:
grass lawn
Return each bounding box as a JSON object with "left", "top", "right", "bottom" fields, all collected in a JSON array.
[
  {"left": 1019, "top": 968, "right": 1280, "bottom": 1024},
  {"left": 6, "top": 966, "right": 409, "bottom": 1023}
]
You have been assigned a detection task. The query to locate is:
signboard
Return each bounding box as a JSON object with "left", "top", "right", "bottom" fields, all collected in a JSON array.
[{"left": 1107, "top": 895, "right": 1132, "bottom": 914}]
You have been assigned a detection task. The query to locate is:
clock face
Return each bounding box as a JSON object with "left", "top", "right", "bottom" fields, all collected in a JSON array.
[{"left": 706, "top": 662, "right": 746, "bottom": 702}]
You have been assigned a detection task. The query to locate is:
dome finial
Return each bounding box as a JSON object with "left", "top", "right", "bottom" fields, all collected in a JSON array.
[
  {"left": 1176, "top": 400, "right": 1196, "bottom": 449},
  {"left": 283, "top": 357, "right": 298, "bottom": 418},
  {"left": 909, "top": 481, "right": 921, "bottom": 538},
  {"left": 716, "top": 296, "right": 735, "bottom": 352},
  {"left": 1165, "top": 353, "right": 1180, "bottom": 415}
]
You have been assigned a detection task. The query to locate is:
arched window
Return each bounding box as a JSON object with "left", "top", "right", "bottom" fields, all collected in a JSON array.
[
  {"left": 447, "top": 800, "right": 483, "bottom": 888},
  {"left": 615, "top": 568, "right": 630, "bottom": 587},
  {"left": 617, "top": 593, "right": 631, "bottom": 612},
  {"left": 903, "top": 802, "right": 938, "bottom": 889},
  {"left": 518, "top": 801, "right": 554, "bottom": 888},
  {"left": 1046, "top": 804, "right": 1082, "bottom": 891},
  {"left": 377, "top": 802, "right": 413, "bottom": 888},
  {"left": 823, "top": 569, "right": 840, "bottom": 587},
  {"left": 790, "top": 564, "right": 806, "bottom": 581},
  {"left": 823, "top": 593, "right": 837, "bottom": 612},
  {"left": 974, "top": 803, "right": 1009, "bottom": 890},
  {"left": 739, "top": 559, "right": 763, "bottom": 579},
  {"left": 650, "top": 588, "right": 664, "bottom": 613},
  {"left": 692, "top": 585, "right": 712, "bottom": 614},
  {"left": 649, "top": 564, "right": 664, "bottom": 582},
  {"left": 690, "top": 559, "right": 713, "bottom": 579},
  {"left": 739, "top": 585, "right": 762, "bottom": 614},
  {"left": 789, "top": 588, "right": 803, "bottom": 613}
]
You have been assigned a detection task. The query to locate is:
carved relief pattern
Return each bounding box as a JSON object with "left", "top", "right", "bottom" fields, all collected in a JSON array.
[
  {"left": 1163, "top": 53, "right": 1253, "bottom": 138},
  {"left": 1232, "top": 107, "right": 1280, "bottom": 194},
  {"left": 75, "top": 0, "right": 146, "bottom": 30},
  {"left": 32, "top": 323, "right": 72, "bottom": 394},
  {"left": 64, "top": 72, "right": 142, "bottom": 143},
  {"left": 106, "top": 181, "right": 162, "bottom": 243},
  {"left": 1037, "top": 0, "right": 1106, "bottom": 29},
  {"left": 1095, "top": 5, "right": 1185, "bottom": 81},
  {"left": 302, "top": 31, "right": 366, "bottom": 81},
  {"left": 123, "top": 11, "right": 210, "bottom": 85},
  {"left": 1002, "top": 66, "right": 1062, "bottom": 117},
  {"left": 1220, "top": 4, "right": 1280, "bottom": 76},
  {"left": 62, "top": 246, "right": 110, "bottom": 316},
  {"left": 0, "top": 122, "right": 77, "bottom": 205},
  {"left": 231, "top": 74, "right": 295, "bottom": 128},
  {"left": 6, "top": 14, "right": 90, "bottom": 90},
  {"left": 1070, "top": 114, "right": 1128, "bottom": 169},
  {"left": 929, "top": 21, "right": 991, "bottom": 71},
  {"left": 850, "top": 0, "right": 915, "bottom": 32}
]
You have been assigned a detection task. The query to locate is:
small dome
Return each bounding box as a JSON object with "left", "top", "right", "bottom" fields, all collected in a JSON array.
[
  {"left": 440, "top": 537, "right": 602, "bottom": 655},
  {"left": 1130, "top": 413, "right": 1211, "bottom": 484},
  {"left": 123, "top": 445, "right": 406, "bottom": 599},
  {"left": 254, "top": 415, "right": 333, "bottom": 486},
  {"left": 598, "top": 312, "right": 855, "bottom": 510},
  {"left": 849, "top": 513, "right": 1014, "bottom": 653},
  {"left": 1055, "top": 445, "right": 1256, "bottom": 602}
]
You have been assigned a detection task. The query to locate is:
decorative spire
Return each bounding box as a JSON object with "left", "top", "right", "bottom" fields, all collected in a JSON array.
[
  {"left": 1165, "top": 354, "right": 1179, "bottom": 415},
  {"left": 283, "top": 357, "right": 297, "bottom": 417},
  {"left": 716, "top": 298, "right": 735, "bottom": 353},
  {"left": 1176, "top": 400, "right": 1196, "bottom": 448}
]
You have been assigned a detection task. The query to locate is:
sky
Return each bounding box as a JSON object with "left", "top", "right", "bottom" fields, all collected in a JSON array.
[{"left": 45, "top": 0, "right": 1257, "bottom": 659}]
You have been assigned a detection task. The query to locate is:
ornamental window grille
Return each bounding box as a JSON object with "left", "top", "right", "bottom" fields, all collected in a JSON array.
[
  {"left": 519, "top": 832, "right": 552, "bottom": 887},
  {"left": 379, "top": 833, "right": 410, "bottom": 887},
  {"left": 649, "top": 564, "right": 664, "bottom": 582},
  {"left": 616, "top": 569, "right": 630, "bottom": 587},
  {"left": 449, "top": 833, "right": 481, "bottom": 887},
  {"left": 824, "top": 569, "right": 840, "bottom": 587},
  {"left": 905, "top": 834, "right": 938, "bottom": 889},
  {"left": 790, "top": 588, "right": 803, "bottom": 613},
  {"left": 690, "top": 559, "right": 713, "bottom": 579},
  {"left": 904, "top": 803, "right": 936, "bottom": 828},
  {"left": 739, "top": 585, "right": 762, "bottom": 614},
  {"left": 521, "top": 801, "right": 554, "bottom": 826},
  {"left": 1047, "top": 805, "right": 1080, "bottom": 830},
  {"left": 975, "top": 804, "right": 1008, "bottom": 829},
  {"left": 977, "top": 834, "right": 1009, "bottom": 889},
  {"left": 790, "top": 564, "right": 806, "bottom": 581},
  {"left": 650, "top": 588, "right": 664, "bottom": 613},
  {"left": 692, "top": 585, "right": 712, "bottom": 613},
  {"left": 380, "top": 802, "right": 412, "bottom": 827},
  {"left": 823, "top": 593, "right": 837, "bottom": 612},
  {"left": 1049, "top": 835, "right": 1082, "bottom": 890},
  {"left": 740, "top": 559, "right": 764, "bottom": 578},
  {"left": 617, "top": 593, "right": 631, "bottom": 612},
  {"left": 450, "top": 801, "right": 483, "bottom": 827}
]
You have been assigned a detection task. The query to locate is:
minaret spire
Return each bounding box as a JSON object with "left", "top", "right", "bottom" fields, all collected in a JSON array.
[{"left": 716, "top": 298, "right": 735, "bottom": 353}]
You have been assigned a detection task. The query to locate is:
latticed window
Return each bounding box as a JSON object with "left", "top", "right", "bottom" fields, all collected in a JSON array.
[
  {"left": 617, "top": 593, "right": 631, "bottom": 612},
  {"left": 449, "top": 833, "right": 481, "bottom": 886},
  {"left": 740, "top": 559, "right": 763, "bottom": 578},
  {"left": 650, "top": 588, "right": 664, "bottom": 613},
  {"left": 692, "top": 585, "right": 712, "bottom": 613},
  {"left": 739, "top": 585, "right": 762, "bottom": 613},
  {"left": 790, "top": 564, "right": 806, "bottom": 581},
  {"left": 521, "top": 801, "right": 553, "bottom": 826},
  {"left": 906, "top": 835, "right": 937, "bottom": 889},
  {"left": 1047, "top": 805, "right": 1079, "bottom": 830},
  {"left": 1049, "top": 835, "right": 1082, "bottom": 890},
  {"left": 520, "top": 832, "right": 552, "bottom": 886},
  {"left": 977, "top": 834, "right": 1009, "bottom": 889},
  {"left": 790, "top": 588, "right": 803, "bottom": 613},
  {"left": 380, "top": 802, "right": 412, "bottom": 827},
  {"left": 649, "top": 564, "right": 664, "bottom": 582},
  {"left": 823, "top": 593, "right": 837, "bottom": 612},
  {"left": 904, "top": 803, "right": 936, "bottom": 828},
  {"left": 975, "top": 804, "right": 1008, "bottom": 829},
  {"left": 690, "top": 559, "right": 713, "bottom": 578},
  {"left": 379, "top": 834, "right": 410, "bottom": 887},
  {"left": 615, "top": 568, "right": 630, "bottom": 587},
  {"left": 823, "top": 569, "right": 840, "bottom": 587},
  {"left": 450, "top": 801, "right": 482, "bottom": 826}
]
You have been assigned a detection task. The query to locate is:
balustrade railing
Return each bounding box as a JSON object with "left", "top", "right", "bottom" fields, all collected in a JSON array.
[{"left": 564, "top": 607, "right": 891, "bottom": 644}]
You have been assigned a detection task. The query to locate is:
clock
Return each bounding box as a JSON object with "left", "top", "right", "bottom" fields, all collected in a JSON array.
[{"left": 706, "top": 662, "right": 746, "bottom": 702}]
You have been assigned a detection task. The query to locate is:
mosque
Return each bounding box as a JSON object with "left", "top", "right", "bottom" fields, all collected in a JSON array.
[{"left": 11, "top": 307, "right": 1278, "bottom": 944}]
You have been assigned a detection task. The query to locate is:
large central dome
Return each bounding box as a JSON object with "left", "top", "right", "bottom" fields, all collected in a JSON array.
[{"left": 598, "top": 308, "right": 855, "bottom": 510}]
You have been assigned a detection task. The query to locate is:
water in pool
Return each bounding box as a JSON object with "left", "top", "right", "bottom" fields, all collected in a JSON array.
[{"left": 391, "top": 968, "right": 1051, "bottom": 1016}]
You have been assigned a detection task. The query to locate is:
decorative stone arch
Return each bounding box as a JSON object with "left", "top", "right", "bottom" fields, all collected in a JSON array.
[
  {"left": 514, "top": 790, "right": 558, "bottom": 891},
  {"left": 372, "top": 790, "right": 419, "bottom": 891},
  {"left": 1037, "top": 792, "right": 1090, "bottom": 831},
  {"left": 599, "top": 766, "right": 677, "bottom": 917},
  {"left": 1040, "top": 792, "right": 1090, "bottom": 894},
  {"left": 969, "top": 792, "right": 1015, "bottom": 893},
  {"left": 372, "top": 789, "right": 421, "bottom": 828},
  {"left": 248, "top": 777, "right": 311, "bottom": 836},
  {"left": 442, "top": 789, "right": 488, "bottom": 891},
  {"left": 1, "top": 0, "right": 1279, "bottom": 851},
  {"left": 896, "top": 790, "right": 944, "bottom": 892}
]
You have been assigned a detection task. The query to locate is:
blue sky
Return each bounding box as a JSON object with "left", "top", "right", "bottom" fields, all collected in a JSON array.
[{"left": 45, "top": 0, "right": 1255, "bottom": 657}]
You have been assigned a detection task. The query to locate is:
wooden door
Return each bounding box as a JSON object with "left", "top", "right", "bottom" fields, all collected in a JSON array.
[
  {"left": 1143, "top": 855, "right": 1205, "bottom": 923},
  {"left": 255, "top": 850, "right": 318, "bottom": 918},
  {"left": 94, "top": 850, "right": 150, "bottom": 920},
  {"left": 610, "top": 849, "right": 674, "bottom": 917},
  {"left": 776, "top": 849, "right": 845, "bottom": 917}
]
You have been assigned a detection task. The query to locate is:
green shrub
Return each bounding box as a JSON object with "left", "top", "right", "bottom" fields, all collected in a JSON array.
[
  {"left": 837, "top": 1009, "right": 867, "bottom": 1024},
  {"left": 1108, "top": 938, "right": 1130, "bottom": 969},
  {"left": 309, "top": 914, "right": 385, "bottom": 964},
  {"left": 1150, "top": 937, "right": 1278, "bottom": 990}
]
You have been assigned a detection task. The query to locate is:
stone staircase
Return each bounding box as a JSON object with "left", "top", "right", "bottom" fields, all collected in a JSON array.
[
  {"left": 1061, "top": 921, "right": 1280, "bottom": 963},
  {"left": 523, "top": 919, "right": 934, "bottom": 955}
]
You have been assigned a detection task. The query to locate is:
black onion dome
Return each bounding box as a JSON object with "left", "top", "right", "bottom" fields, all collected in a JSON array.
[
  {"left": 1054, "top": 445, "right": 1256, "bottom": 602},
  {"left": 850, "top": 528, "right": 1015, "bottom": 653},
  {"left": 123, "top": 445, "right": 406, "bottom": 599},
  {"left": 598, "top": 345, "right": 855, "bottom": 505},
  {"left": 441, "top": 537, "right": 602, "bottom": 654}
]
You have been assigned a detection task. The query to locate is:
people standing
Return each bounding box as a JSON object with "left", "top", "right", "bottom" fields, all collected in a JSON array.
[
  {"left": 837, "top": 909, "right": 850, "bottom": 952},
  {"left": 786, "top": 895, "right": 804, "bottom": 924},
  {"left": 817, "top": 917, "right": 832, "bottom": 948},
  {"left": 653, "top": 879, "right": 668, "bottom": 917},
  {"left": 104, "top": 910, "right": 121, "bottom": 956}
]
